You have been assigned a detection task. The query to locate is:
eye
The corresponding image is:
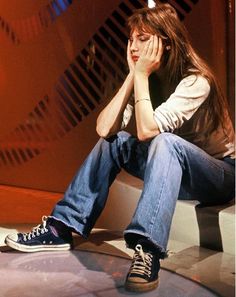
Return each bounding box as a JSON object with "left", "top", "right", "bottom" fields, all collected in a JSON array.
[{"left": 139, "top": 35, "right": 150, "bottom": 42}]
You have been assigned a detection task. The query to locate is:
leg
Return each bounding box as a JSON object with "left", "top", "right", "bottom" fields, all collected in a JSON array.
[
  {"left": 50, "top": 131, "right": 149, "bottom": 237},
  {"left": 5, "top": 131, "right": 150, "bottom": 252},
  {"left": 50, "top": 136, "right": 121, "bottom": 237},
  {"left": 124, "top": 133, "right": 235, "bottom": 256},
  {"left": 124, "top": 133, "right": 234, "bottom": 292}
]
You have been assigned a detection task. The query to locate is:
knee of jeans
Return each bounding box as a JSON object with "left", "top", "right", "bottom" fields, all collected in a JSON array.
[
  {"left": 150, "top": 133, "right": 185, "bottom": 163},
  {"left": 151, "top": 132, "right": 180, "bottom": 147},
  {"left": 117, "top": 130, "right": 132, "bottom": 140},
  {"left": 96, "top": 131, "right": 132, "bottom": 153},
  {"left": 151, "top": 132, "right": 185, "bottom": 154},
  {"left": 115, "top": 131, "right": 132, "bottom": 146}
]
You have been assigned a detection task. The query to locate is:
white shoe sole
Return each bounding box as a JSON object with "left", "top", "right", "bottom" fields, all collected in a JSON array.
[{"left": 5, "top": 237, "right": 71, "bottom": 253}]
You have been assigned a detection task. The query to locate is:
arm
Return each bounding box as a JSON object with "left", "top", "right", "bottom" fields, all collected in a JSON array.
[
  {"left": 133, "top": 36, "right": 210, "bottom": 139},
  {"left": 134, "top": 35, "right": 163, "bottom": 141},
  {"left": 96, "top": 41, "right": 135, "bottom": 138},
  {"left": 153, "top": 75, "right": 211, "bottom": 132},
  {"left": 96, "top": 73, "right": 134, "bottom": 138}
]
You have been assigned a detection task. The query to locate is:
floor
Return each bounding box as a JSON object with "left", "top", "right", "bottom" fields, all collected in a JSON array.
[
  {"left": 0, "top": 185, "right": 234, "bottom": 297},
  {"left": 0, "top": 248, "right": 220, "bottom": 297},
  {"left": 0, "top": 228, "right": 235, "bottom": 297}
]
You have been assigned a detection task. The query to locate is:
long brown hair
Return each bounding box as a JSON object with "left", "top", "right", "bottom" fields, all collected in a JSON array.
[{"left": 127, "top": 2, "right": 230, "bottom": 137}]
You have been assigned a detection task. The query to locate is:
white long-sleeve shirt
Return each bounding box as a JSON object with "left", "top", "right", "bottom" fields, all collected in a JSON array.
[{"left": 122, "top": 74, "right": 235, "bottom": 159}]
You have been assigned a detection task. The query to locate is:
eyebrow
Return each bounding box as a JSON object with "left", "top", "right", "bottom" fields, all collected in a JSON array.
[
  {"left": 130, "top": 33, "right": 150, "bottom": 38},
  {"left": 137, "top": 33, "right": 150, "bottom": 36}
]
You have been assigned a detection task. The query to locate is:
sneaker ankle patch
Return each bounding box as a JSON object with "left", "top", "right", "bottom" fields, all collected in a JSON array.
[{"left": 49, "top": 226, "right": 59, "bottom": 237}]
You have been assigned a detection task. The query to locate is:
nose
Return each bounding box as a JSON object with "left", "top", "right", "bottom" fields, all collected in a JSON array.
[{"left": 130, "top": 39, "right": 138, "bottom": 53}]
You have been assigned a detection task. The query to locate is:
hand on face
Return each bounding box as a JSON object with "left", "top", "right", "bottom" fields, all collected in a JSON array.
[
  {"left": 135, "top": 35, "right": 164, "bottom": 76},
  {"left": 127, "top": 39, "right": 135, "bottom": 73}
]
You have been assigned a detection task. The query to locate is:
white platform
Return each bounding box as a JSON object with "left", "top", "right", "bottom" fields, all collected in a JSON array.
[{"left": 96, "top": 171, "right": 235, "bottom": 255}]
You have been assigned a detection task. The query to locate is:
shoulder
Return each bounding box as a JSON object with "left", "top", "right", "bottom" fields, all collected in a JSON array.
[
  {"left": 177, "top": 74, "right": 210, "bottom": 90},
  {"left": 176, "top": 74, "right": 210, "bottom": 94}
]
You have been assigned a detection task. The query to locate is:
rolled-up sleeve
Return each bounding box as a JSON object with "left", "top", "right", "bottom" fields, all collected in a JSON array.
[
  {"left": 121, "top": 98, "right": 134, "bottom": 129},
  {"left": 153, "top": 75, "right": 210, "bottom": 132}
]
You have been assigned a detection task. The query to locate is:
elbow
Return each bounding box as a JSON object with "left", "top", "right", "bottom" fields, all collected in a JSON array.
[
  {"left": 96, "top": 116, "right": 110, "bottom": 138},
  {"left": 96, "top": 122, "right": 115, "bottom": 139},
  {"left": 137, "top": 131, "right": 152, "bottom": 142},
  {"left": 96, "top": 125, "right": 110, "bottom": 138},
  {"left": 137, "top": 134, "right": 147, "bottom": 142},
  {"left": 137, "top": 129, "right": 160, "bottom": 142}
]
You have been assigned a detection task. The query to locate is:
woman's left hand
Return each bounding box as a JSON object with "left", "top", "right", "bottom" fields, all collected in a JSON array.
[
  {"left": 135, "top": 35, "right": 164, "bottom": 77},
  {"left": 127, "top": 39, "right": 135, "bottom": 74}
]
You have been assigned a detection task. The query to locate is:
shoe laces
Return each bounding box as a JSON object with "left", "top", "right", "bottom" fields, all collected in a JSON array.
[
  {"left": 129, "top": 244, "right": 153, "bottom": 278},
  {"left": 23, "top": 216, "right": 49, "bottom": 241}
]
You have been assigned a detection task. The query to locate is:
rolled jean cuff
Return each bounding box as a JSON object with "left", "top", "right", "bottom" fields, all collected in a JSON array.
[
  {"left": 123, "top": 231, "right": 168, "bottom": 259},
  {"left": 48, "top": 215, "right": 89, "bottom": 239}
]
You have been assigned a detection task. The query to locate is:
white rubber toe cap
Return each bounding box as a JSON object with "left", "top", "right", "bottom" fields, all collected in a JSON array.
[{"left": 6, "top": 233, "right": 19, "bottom": 242}]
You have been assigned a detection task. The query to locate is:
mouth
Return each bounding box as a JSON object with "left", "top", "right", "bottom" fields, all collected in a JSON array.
[{"left": 132, "top": 56, "right": 139, "bottom": 62}]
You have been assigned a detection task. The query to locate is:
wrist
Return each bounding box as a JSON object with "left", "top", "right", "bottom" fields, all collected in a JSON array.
[
  {"left": 134, "top": 70, "right": 149, "bottom": 79},
  {"left": 135, "top": 98, "right": 151, "bottom": 105},
  {"left": 128, "top": 71, "right": 134, "bottom": 79}
]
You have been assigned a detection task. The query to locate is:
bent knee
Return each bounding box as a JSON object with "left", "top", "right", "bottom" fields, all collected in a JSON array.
[
  {"left": 117, "top": 131, "right": 132, "bottom": 139},
  {"left": 151, "top": 132, "right": 180, "bottom": 146}
]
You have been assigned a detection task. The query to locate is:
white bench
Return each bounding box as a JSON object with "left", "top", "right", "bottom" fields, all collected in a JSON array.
[{"left": 96, "top": 171, "right": 235, "bottom": 255}]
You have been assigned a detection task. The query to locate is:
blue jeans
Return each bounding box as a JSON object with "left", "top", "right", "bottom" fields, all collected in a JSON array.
[{"left": 51, "top": 132, "right": 235, "bottom": 257}]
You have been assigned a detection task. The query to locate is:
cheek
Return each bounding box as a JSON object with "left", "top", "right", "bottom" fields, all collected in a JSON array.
[
  {"left": 140, "top": 44, "right": 146, "bottom": 52},
  {"left": 138, "top": 41, "right": 146, "bottom": 52}
]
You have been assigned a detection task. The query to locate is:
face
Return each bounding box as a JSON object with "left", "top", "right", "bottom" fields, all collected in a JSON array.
[{"left": 129, "top": 29, "right": 153, "bottom": 62}]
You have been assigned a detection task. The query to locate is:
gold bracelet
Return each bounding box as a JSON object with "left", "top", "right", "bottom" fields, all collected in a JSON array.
[{"left": 135, "top": 98, "right": 151, "bottom": 105}]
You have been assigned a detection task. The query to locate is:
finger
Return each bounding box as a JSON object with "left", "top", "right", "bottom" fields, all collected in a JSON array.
[
  {"left": 127, "top": 40, "right": 133, "bottom": 60},
  {"left": 151, "top": 35, "right": 158, "bottom": 58},
  {"left": 156, "top": 37, "right": 164, "bottom": 61},
  {"left": 141, "top": 36, "right": 152, "bottom": 56},
  {"left": 146, "top": 35, "right": 154, "bottom": 57},
  {"left": 127, "top": 40, "right": 130, "bottom": 55}
]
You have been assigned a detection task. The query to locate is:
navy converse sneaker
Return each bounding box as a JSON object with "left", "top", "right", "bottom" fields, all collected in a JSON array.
[
  {"left": 125, "top": 243, "right": 160, "bottom": 292},
  {"left": 5, "top": 216, "right": 73, "bottom": 252}
]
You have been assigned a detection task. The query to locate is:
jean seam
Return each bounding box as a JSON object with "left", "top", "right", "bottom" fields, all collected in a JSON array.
[
  {"left": 148, "top": 140, "right": 176, "bottom": 238},
  {"left": 183, "top": 140, "right": 234, "bottom": 175}
]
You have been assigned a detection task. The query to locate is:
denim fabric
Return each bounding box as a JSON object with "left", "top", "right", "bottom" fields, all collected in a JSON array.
[{"left": 51, "top": 132, "right": 235, "bottom": 256}]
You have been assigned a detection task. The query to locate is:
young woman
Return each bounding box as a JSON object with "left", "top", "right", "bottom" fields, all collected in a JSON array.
[{"left": 5, "top": 2, "right": 235, "bottom": 293}]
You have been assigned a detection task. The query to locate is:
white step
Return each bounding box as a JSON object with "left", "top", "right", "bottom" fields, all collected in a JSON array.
[
  {"left": 0, "top": 171, "right": 234, "bottom": 255},
  {"left": 96, "top": 171, "right": 235, "bottom": 255}
]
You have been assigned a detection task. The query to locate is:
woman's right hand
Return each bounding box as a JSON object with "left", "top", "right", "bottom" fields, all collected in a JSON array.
[
  {"left": 134, "top": 35, "right": 163, "bottom": 77},
  {"left": 127, "top": 40, "right": 135, "bottom": 74}
]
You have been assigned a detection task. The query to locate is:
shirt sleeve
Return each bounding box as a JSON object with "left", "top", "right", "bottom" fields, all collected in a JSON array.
[
  {"left": 121, "top": 96, "right": 134, "bottom": 129},
  {"left": 153, "top": 75, "right": 210, "bottom": 133}
]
